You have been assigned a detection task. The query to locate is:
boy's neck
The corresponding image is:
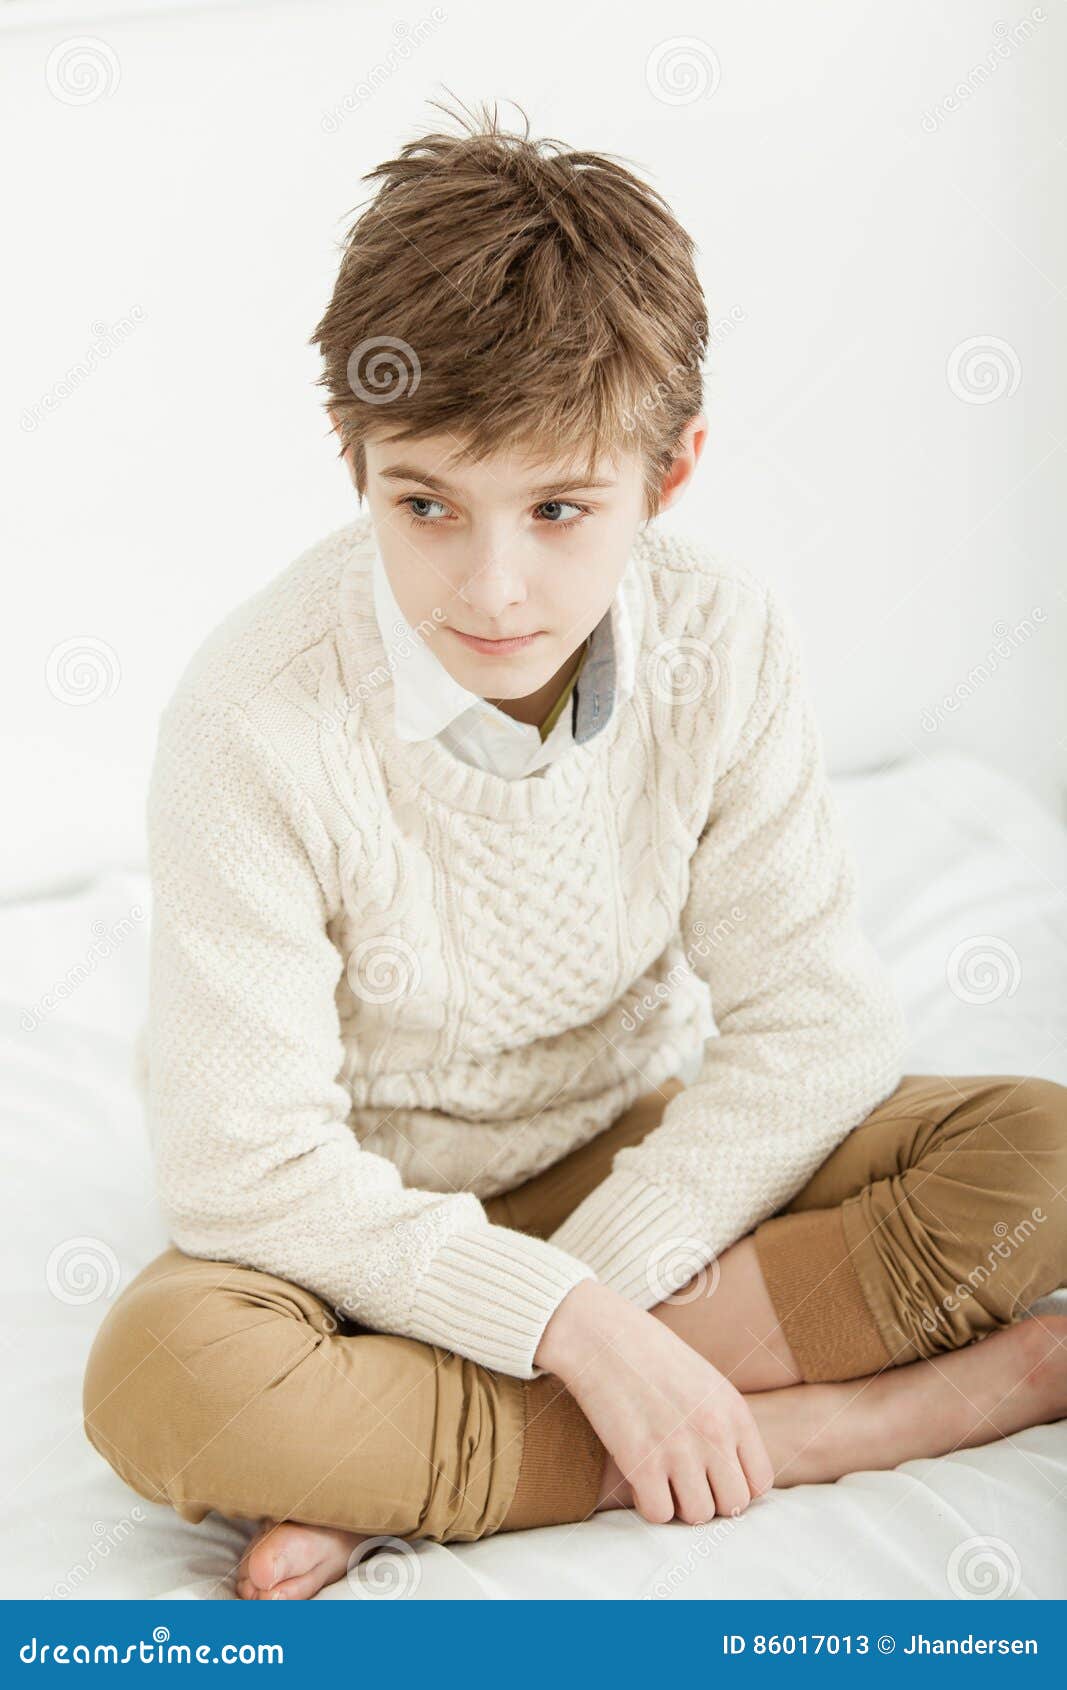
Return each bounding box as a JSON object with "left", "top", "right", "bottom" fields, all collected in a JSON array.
[{"left": 482, "top": 637, "right": 590, "bottom": 730}]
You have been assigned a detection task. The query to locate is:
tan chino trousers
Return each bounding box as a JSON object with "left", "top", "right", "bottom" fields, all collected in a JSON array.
[{"left": 83, "top": 1071, "right": 1067, "bottom": 1543}]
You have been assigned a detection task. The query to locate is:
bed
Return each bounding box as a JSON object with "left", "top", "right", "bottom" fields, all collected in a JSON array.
[{"left": 3, "top": 748, "right": 1065, "bottom": 1600}]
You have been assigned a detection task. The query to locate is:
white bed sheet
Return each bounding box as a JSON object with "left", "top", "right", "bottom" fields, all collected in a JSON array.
[{"left": 2, "top": 749, "right": 1065, "bottom": 1601}]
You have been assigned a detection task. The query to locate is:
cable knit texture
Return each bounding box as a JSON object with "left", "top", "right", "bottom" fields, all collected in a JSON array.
[{"left": 143, "top": 513, "right": 906, "bottom": 1379}]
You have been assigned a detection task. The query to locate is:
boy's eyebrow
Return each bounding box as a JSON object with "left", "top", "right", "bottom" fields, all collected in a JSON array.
[{"left": 379, "top": 463, "right": 618, "bottom": 499}]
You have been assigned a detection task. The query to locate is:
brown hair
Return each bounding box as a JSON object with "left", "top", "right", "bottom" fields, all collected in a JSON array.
[{"left": 309, "top": 97, "right": 708, "bottom": 518}]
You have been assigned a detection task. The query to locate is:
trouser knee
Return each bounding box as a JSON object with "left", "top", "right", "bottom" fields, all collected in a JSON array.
[
  {"left": 900, "top": 1076, "right": 1067, "bottom": 1350},
  {"left": 82, "top": 1251, "right": 325, "bottom": 1523}
]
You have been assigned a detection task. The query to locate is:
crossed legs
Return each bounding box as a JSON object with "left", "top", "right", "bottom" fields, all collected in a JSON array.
[{"left": 83, "top": 1072, "right": 1067, "bottom": 1599}]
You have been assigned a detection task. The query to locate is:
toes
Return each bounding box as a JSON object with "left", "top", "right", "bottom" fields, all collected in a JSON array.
[
  {"left": 266, "top": 1569, "right": 324, "bottom": 1600},
  {"left": 235, "top": 1519, "right": 280, "bottom": 1592},
  {"left": 245, "top": 1536, "right": 291, "bottom": 1592},
  {"left": 234, "top": 1521, "right": 363, "bottom": 1600}
]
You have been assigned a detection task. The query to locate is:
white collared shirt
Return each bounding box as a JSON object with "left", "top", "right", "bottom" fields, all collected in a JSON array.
[{"left": 371, "top": 537, "right": 635, "bottom": 779}]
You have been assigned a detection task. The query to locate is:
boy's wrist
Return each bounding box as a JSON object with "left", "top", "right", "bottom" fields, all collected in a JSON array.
[{"left": 535, "top": 1277, "right": 628, "bottom": 1379}]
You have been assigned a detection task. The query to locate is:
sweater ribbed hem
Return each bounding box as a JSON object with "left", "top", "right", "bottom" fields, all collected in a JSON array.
[
  {"left": 405, "top": 1225, "right": 598, "bottom": 1380},
  {"left": 548, "top": 1167, "right": 713, "bottom": 1308}
]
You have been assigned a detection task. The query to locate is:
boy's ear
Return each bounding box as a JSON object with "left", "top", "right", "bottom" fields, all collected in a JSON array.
[{"left": 656, "top": 413, "right": 708, "bottom": 514}]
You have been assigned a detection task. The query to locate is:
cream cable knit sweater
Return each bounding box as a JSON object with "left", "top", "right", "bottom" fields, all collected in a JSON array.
[{"left": 144, "top": 514, "right": 906, "bottom": 1380}]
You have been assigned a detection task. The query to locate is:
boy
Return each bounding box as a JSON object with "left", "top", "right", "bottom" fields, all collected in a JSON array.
[{"left": 84, "top": 105, "right": 1067, "bottom": 1601}]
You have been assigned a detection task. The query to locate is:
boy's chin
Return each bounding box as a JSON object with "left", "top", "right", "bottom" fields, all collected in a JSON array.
[
  {"left": 444, "top": 644, "right": 559, "bottom": 692},
  {"left": 454, "top": 666, "right": 551, "bottom": 700}
]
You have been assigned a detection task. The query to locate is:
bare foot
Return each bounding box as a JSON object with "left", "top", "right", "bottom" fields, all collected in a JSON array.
[
  {"left": 235, "top": 1517, "right": 368, "bottom": 1600},
  {"left": 750, "top": 1312, "right": 1067, "bottom": 1487}
]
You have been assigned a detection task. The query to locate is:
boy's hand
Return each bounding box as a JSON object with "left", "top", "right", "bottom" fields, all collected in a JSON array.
[{"left": 535, "top": 1278, "right": 774, "bottom": 1525}]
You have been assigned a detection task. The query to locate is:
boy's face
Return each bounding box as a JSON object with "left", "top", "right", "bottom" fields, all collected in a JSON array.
[{"left": 333, "top": 416, "right": 705, "bottom": 709}]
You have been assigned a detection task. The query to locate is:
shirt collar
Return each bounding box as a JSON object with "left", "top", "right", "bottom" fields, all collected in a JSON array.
[{"left": 371, "top": 535, "right": 634, "bottom": 747}]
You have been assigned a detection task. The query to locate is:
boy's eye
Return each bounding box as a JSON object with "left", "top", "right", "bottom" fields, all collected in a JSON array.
[
  {"left": 535, "top": 500, "right": 586, "bottom": 525},
  {"left": 404, "top": 495, "right": 448, "bottom": 523},
  {"left": 401, "top": 494, "right": 588, "bottom": 528}
]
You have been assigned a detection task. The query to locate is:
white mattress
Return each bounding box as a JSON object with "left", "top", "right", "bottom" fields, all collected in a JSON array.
[{"left": 3, "top": 749, "right": 1065, "bottom": 1600}]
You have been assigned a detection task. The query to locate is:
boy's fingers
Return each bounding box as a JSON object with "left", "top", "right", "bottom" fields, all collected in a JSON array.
[
  {"left": 669, "top": 1458, "right": 716, "bottom": 1526},
  {"left": 738, "top": 1434, "right": 775, "bottom": 1498},
  {"left": 708, "top": 1456, "right": 750, "bottom": 1519},
  {"left": 632, "top": 1469, "right": 675, "bottom": 1526}
]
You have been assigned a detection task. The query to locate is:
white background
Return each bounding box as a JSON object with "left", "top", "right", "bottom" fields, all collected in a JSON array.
[
  {"left": 3, "top": 0, "right": 1065, "bottom": 868},
  {"left": 2, "top": 0, "right": 1066, "bottom": 1603}
]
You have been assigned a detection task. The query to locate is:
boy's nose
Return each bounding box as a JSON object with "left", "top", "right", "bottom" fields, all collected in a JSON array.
[{"left": 458, "top": 551, "right": 529, "bottom": 621}]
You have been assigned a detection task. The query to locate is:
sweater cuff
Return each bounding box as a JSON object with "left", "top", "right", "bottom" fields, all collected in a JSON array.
[
  {"left": 547, "top": 1167, "right": 713, "bottom": 1308},
  {"left": 404, "top": 1224, "right": 598, "bottom": 1380}
]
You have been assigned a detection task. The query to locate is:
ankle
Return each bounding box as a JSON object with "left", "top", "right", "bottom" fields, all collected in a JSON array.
[
  {"left": 1004, "top": 1315, "right": 1067, "bottom": 1415},
  {"left": 751, "top": 1380, "right": 854, "bottom": 1484}
]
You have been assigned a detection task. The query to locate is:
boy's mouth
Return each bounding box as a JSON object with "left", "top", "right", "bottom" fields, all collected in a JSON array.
[{"left": 448, "top": 629, "right": 544, "bottom": 656}]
